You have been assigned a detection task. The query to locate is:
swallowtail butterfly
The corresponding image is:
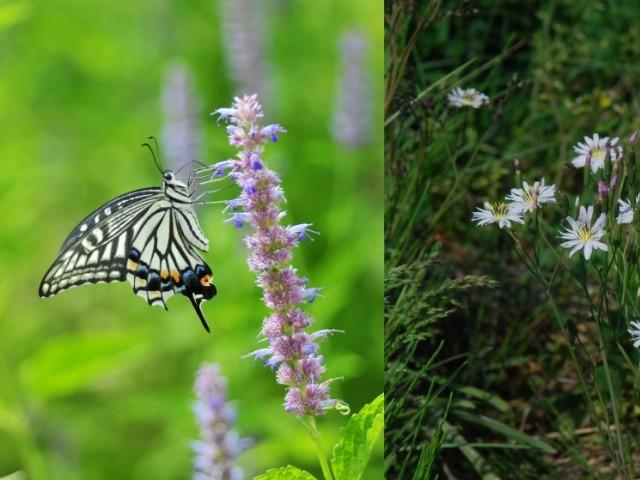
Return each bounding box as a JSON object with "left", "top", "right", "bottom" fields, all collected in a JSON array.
[{"left": 39, "top": 141, "right": 217, "bottom": 332}]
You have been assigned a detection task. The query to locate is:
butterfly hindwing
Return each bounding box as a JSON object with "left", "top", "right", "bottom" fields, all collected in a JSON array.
[
  {"left": 125, "top": 201, "right": 216, "bottom": 330},
  {"left": 39, "top": 188, "right": 163, "bottom": 297}
]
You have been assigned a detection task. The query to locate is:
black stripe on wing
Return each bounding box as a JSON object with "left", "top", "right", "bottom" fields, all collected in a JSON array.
[
  {"left": 39, "top": 188, "right": 163, "bottom": 297},
  {"left": 60, "top": 187, "right": 162, "bottom": 252}
]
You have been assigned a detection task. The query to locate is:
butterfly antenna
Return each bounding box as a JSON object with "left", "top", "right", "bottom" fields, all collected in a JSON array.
[
  {"left": 148, "top": 136, "right": 161, "bottom": 160},
  {"left": 141, "top": 141, "right": 163, "bottom": 174},
  {"left": 189, "top": 294, "right": 211, "bottom": 333}
]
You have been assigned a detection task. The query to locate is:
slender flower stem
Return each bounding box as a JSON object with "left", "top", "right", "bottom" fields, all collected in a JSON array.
[
  {"left": 509, "top": 229, "right": 621, "bottom": 469},
  {"left": 302, "top": 416, "right": 334, "bottom": 480}
]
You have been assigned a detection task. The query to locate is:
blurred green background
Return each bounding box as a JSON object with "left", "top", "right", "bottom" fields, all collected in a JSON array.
[{"left": 0, "top": 1, "right": 382, "bottom": 478}]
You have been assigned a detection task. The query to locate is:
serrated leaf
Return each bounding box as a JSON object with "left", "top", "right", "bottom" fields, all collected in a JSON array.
[
  {"left": 331, "top": 393, "right": 384, "bottom": 480},
  {"left": 254, "top": 465, "right": 317, "bottom": 480}
]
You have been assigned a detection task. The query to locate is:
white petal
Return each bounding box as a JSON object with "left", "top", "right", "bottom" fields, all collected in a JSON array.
[
  {"left": 569, "top": 243, "right": 583, "bottom": 257},
  {"left": 592, "top": 213, "right": 606, "bottom": 232},
  {"left": 572, "top": 155, "right": 586, "bottom": 167},
  {"left": 566, "top": 216, "right": 579, "bottom": 230}
]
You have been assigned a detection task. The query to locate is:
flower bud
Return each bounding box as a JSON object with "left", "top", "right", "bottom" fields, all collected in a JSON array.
[{"left": 598, "top": 180, "right": 608, "bottom": 201}]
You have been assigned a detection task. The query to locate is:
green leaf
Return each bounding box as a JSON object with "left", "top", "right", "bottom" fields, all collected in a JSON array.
[
  {"left": 331, "top": 393, "right": 384, "bottom": 480},
  {"left": 254, "top": 465, "right": 317, "bottom": 480},
  {"left": 454, "top": 410, "right": 556, "bottom": 453},
  {"left": 457, "top": 386, "right": 511, "bottom": 413}
]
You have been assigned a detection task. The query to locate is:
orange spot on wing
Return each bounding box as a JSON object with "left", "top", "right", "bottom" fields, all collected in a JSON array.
[
  {"left": 172, "top": 271, "right": 181, "bottom": 283},
  {"left": 200, "top": 274, "right": 212, "bottom": 286},
  {"left": 160, "top": 270, "right": 169, "bottom": 280}
]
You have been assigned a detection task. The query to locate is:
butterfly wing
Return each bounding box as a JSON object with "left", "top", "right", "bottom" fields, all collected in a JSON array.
[
  {"left": 126, "top": 201, "right": 216, "bottom": 331},
  {"left": 39, "top": 188, "right": 163, "bottom": 297}
]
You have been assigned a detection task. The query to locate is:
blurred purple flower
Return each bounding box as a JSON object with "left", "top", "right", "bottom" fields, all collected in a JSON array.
[
  {"left": 161, "top": 62, "right": 202, "bottom": 181},
  {"left": 192, "top": 363, "right": 248, "bottom": 480},
  {"left": 211, "top": 94, "right": 338, "bottom": 418},
  {"left": 218, "top": 0, "right": 271, "bottom": 101},
  {"left": 331, "top": 30, "right": 373, "bottom": 149}
]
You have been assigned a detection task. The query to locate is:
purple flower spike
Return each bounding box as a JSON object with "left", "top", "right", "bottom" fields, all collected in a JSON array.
[
  {"left": 214, "top": 95, "right": 339, "bottom": 418},
  {"left": 331, "top": 30, "right": 373, "bottom": 149},
  {"left": 192, "top": 363, "right": 249, "bottom": 480}
]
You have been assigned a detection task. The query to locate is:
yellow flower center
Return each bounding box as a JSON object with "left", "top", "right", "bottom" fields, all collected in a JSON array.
[
  {"left": 577, "top": 225, "right": 594, "bottom": 243},
  {"left": 592, "top": 146, "right": 605, "bottom": 161},
  {"left": 491, "top": 202, "right": 510, "bottom": 220},
  {"left": 521, "top": 188, "right": 538, "bottom": 207},
  {"left": 461, "top": 94, "right": 475, "bottom": 105}
]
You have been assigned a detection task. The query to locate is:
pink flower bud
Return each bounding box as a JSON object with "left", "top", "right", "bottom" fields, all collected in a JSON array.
[{"left": 598, "top": 180, "right": 608, "bottom": 201}]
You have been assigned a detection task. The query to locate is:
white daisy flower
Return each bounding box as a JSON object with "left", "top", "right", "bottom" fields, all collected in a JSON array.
[
  {"left": 447, "top": 87, "right": 489, "bottom": 109},
  {"left": 628, "top": 321, "right": 640, "bottom": 348},
  {"left": 506, "top": 179, "right": 557, "bottom": 214},
  {"left": 617, "top": 199, "right": 634, "bottom": 224},
  {"left": 616, "top": 194, "right": 639, "bottom": 224},
  {"left": 571, "top": 134, "right": 619, "bottom": 173},
  {"left": 559, "top": 205, "right": 608, "bottom": 260},
  {"left": 611, "top": 143, "right": 624, "bottom": 163},
  {"left": 472, "top": 202, "right": 524, "bottom": 229}
]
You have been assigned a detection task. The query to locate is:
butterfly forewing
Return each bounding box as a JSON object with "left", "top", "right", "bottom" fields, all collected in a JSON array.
[
  {"left": 39, "top": 188, "right": 163, "bottom": 297},
  {"left": 58, "top": 188, "right": 163, "bottom": 252}
]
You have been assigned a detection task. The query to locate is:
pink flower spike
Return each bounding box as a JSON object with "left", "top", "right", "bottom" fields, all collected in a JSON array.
[{"left": 213, "top": 95, "right": 339, "bottom": 418}]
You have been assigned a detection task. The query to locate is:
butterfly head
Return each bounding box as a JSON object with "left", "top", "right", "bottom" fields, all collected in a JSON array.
[{"left": 162, "top": 170, "right": 191, "bottom": 201}]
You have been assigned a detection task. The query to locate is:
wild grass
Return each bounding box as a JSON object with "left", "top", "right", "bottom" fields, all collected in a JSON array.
[{"left": 385, "top": 1, "right": 640, "bottom": 478}]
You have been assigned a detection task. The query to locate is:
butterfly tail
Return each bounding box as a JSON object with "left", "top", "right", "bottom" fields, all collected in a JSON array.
[{"left": 189, "top": 294, "right": 211, "bottom": 333}]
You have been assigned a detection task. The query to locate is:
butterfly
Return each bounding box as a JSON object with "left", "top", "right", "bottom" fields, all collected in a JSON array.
[{"left": 39, "top": 140, "right": 218, "bottom": 332}]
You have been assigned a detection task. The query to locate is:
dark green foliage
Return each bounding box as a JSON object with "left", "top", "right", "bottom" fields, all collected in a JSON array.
[{"left": 386, "top": 0, "right": 640, "bottom": 478}]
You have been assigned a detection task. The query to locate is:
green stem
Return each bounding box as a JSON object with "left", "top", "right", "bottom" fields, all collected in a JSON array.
[
  {"left": 303, "top": 416, "right": 334, "bottom": 480},
  {"left": 594, "top": 314, "right": 628, "bottom": 477}
]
